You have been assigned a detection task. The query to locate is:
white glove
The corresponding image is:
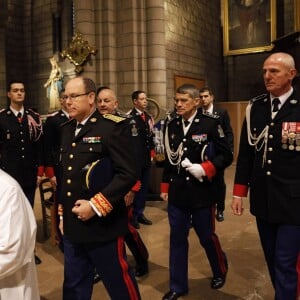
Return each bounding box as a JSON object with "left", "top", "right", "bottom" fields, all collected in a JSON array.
[
  {"left": 181, "top": 157, "right": 193, "bottom": 168},
  {"left": 186, "top": 163, "right": 206, "bottom": 182}
]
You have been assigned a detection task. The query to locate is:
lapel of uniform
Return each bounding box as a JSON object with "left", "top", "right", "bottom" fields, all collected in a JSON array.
[
  {"left": 273, "top": 93, "right": 299, "bottom": 121},
  {"left": 188, "top": 110, "right": 203, "bottom": 133},
  {"left": 134, "top": 108, "right": 146, "bottom": 128},
  {"left": 75, "top": 112, "right": 98, "bottom": 141},
  {"left": 172, "top": 117, "right": 183, "bottom": 143}
]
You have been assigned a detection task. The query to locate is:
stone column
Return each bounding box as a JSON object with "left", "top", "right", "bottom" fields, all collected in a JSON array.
[
  {"left": 73, "top": 0, "right": 97, "bottom": 80},
  {"left": 145, "top": 0, "right": 167, "bottom": 119},
  {"left": 0, "top": 1, "right": 8, "bottom": 106}
]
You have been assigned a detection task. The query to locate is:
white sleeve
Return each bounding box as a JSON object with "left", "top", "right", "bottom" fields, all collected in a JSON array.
[{"left": 0, "top": 178, "right": 37, "bottom": 279}]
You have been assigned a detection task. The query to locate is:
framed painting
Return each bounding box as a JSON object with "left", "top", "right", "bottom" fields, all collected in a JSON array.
[
  {"left": 223, "top": 0, "right": 276, "bottom": 55},
  {"left": 174, "top": 75, "right": 205, "bottom": 90}
]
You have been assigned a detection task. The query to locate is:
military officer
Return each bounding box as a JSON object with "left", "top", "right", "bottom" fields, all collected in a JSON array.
[
  {"left": 160, "top": 84, "right": 233, "bottom": 300},
  {"left": 43, "top": 88, "right": 69, "bottom": 184},
  {"left": 0, "top": 79, "right": 43, "bottom": 265},
  {"left": 127, "top": 90, "right": 155, "bottom": 228},
  {"left": 0, "top": 80, "right": 43, "bottom": 206},
  {"left": 199, "top": 86, "right": 234, "bottom": 222},
  {"left": 232, "top": 52, "right": 300, "bottom": 299},
  {"left": 97, "top": 86, "right": 149, "bottom": 277},
  {"left": 43, "top": 88, "right": 69, "bottom": 250},
  {"left": 59, "top": 77, "right": 141, "bottom": 300}
]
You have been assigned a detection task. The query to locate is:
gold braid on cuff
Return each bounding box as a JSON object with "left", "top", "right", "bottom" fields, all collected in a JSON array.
[{"left": 90, "top": 193, "right": 113, "bottom": 216}]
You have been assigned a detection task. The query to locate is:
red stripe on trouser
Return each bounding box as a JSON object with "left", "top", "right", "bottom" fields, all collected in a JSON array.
[
  {"left": 127, "top": 206, "right": 149, "bottom": 259},
  {"left": 297, "top": 254, "right": 300, "bottom": 300},
  {"left": 210, "top": 206, "right": 227, "bottom": 275},
  {"left": 127, "top": 223, "right": 149, "bottom": 260},
  {"left": 117, "top": 237, "right": 140, "bottom": 300}
]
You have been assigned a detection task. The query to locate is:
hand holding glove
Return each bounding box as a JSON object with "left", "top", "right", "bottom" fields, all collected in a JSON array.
[
  {"left": 181, "top": 157, "right": 193, "bottom": 168},
  {"left": 181, "top": 158, "right": 206, "bottom": 182}
]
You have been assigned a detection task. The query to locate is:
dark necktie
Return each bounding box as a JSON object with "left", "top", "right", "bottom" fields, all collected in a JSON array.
[
  {"left": 75, "top": 123, "right": 83, "bottom": 136},
  {"left": 272, "top": 98, "right": 280, "bottom": 112},
  {"left": 17, "top": 112, "right": 22, "bottom": 123},
  {"left": 183, "top": 120, "right": 190, "bottom": 126}
]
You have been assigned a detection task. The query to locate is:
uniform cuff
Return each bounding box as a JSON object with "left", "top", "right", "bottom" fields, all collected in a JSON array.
[
  {"left": 200, "top": 160, "right": 216, "bottom": 180},
  {"left": 90, "top": 193, "right": 113, "bottom": 217},
  {"left": 233, "top": 184, "right": 248, "bottom": 197},
  {"left": 45, "top": 166, "right": 55, "bottom": 178},
  {"left": 150, "top": 149, "right": 155, "bottom": 158},
  {"left": 160, "top": 182, "right": 169, "bottom": 193},
  {"left": 37, "top": 166, "right": 44, "bottom": 177},
  {"left": 89, "top": 201, "right": 102, "bottom": 217},
  {"left": 131, "top": 180, "right": 141, "bottom": 192}
]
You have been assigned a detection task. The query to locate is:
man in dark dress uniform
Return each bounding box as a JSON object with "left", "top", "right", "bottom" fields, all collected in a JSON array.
[
  {"left": 160, "top": 84, "right": 233, "bottom": 300},
  {"left": 43, "top": 89, "right": 69, "bottom": 184},
  {"left": 97, "top": 86, "right": 149, "bottom": 277},
  {"left": 128, "top": 90, "right": 155, "bottom": 228},
  {"left": 199, "top": 87, "right": 234, "bottom": 221},
  {"left": 59, "top": 77, "right": 141, "bottom": 300},
  {"left": 43, "top": 89, "right": 69, "bottom": 249},
  {"left": 232, "top": 52, "right": 300, "bottom": 299},
  {"left": 0, "top": 80, "right": 43, "bottom": 264}
]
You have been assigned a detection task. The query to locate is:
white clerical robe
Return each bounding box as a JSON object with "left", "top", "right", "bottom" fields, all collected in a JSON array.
[{"left": 0, "top": 169, "right": 40, "bottom": 299}]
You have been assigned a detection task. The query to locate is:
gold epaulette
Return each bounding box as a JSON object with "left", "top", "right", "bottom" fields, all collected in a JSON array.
[
  {"left": 202, "top": 111, "right": 220, "bottom": 119},
  {"left": 250, "top": 93, "right": 268, "bottom": 104},
  {"left": 103, "top": 113, "right": 126, "bottom": 123}
]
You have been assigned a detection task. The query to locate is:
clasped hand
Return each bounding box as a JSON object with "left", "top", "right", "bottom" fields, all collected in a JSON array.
[
  {"left": 181, "top": 158, "right": 206, "bottom": 182},
  {"left": 72, "top": 200, "right": 96, "bottom": 221}
]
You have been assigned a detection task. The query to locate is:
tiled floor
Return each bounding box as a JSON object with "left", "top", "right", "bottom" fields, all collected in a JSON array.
[{"left": 34, "top": 165, "right": 273, "bottom": 299}]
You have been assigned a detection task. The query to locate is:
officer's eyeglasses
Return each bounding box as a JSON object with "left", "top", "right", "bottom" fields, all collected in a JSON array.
[{"left": 62, "top": 91, "right": 92, "bottom": 101}]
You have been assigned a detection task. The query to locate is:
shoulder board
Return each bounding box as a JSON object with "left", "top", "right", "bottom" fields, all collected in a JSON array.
[
  {"left": 167, "top": 114, "right": 180, "bottom": 124},
  {"left": 61, "top": 119, "right": 75, "bottom": 127},
  {"left": 202, "top": 111, "right": 220, "bottom": 119},
  {"left": 116, "top": 110, "right": 131, "bottom": 118},
  {"left": 250, "top": 93, "right": 268, "bottom": 104},
  {"left": 0, "top": 108, "right": 6, "bottom": 113},
  {"left": 27, "top": 108, "right": 40, "bottom": 116},
  {"left": 103, "top": 114, "right": 126, "bottom": 123},
  {"left": 126, "top": 109, "right": 133, "bottom": 116},
  {"left": 46, "top": 111, "right": 60, "bottom": 118}
]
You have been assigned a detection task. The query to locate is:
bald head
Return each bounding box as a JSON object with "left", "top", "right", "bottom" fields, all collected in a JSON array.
[
  {"left": 263, "top": 52, "right": 297, "bottom": 97},
  {"left": 97, "top": 87, "right": 119, "bottom": 115},
  {"left": 265, "top": 52, "right": 296, "bottom": 69}
]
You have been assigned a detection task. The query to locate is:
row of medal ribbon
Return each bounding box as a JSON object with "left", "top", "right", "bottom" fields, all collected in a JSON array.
[{"left": 281, "top": 122, "right": 300, "bottom": 151}]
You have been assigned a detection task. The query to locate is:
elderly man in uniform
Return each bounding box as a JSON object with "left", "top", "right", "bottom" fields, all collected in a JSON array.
[
  {"left": 0, "top": 79, "right": 43, "bottom": 265},
  {"left": 96, "top": 86, "right": 149, "bottom": 277},
  {"left": 59, "top": 77, "right": 141, "bottom": 300},
  {"left": 160, "top": 84, "right": 233, "bottom": 300},
  {"left": 232, "top": 52, "right": 300, "bottom": 299}
]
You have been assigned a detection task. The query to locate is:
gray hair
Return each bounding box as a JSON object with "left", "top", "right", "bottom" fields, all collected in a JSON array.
[{"left": 176, "top": 84, "right": 199, "bottom": 99}]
